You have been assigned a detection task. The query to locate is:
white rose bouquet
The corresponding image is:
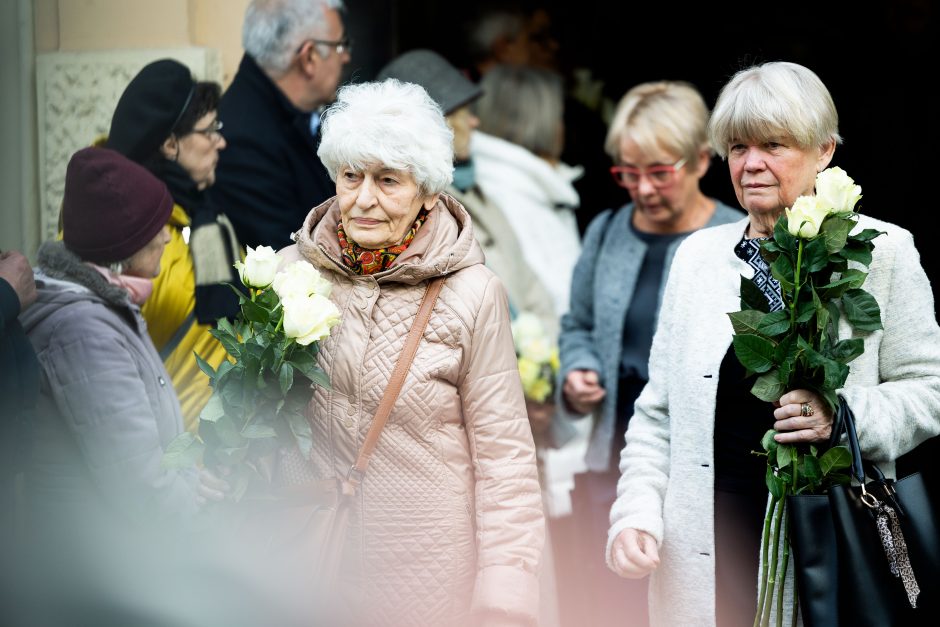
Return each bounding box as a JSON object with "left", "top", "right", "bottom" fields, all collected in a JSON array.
[
  {"left": 726, "top": 168, "right": 883, "bottom": 626},
  {"left": 164, "top": 246, "right": 341, "bottom": 500},
  {"left": 511, "top": 312, "right": 559, "bottom": 403}
]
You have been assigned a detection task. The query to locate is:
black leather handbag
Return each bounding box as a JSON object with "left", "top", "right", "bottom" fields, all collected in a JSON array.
[{"left": 787, "top": 397, "right": 939, "bottom": 626}]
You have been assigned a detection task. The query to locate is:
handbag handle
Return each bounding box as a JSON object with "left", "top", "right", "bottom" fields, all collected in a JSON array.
[
  {"left": 828, "top": 396, "right": 866, "bottom": 484},
  {"left": 829, "top": 396, "right": 896, "bottom": 490},
  {"left": 344, "top": 277, "right": 446, "bottom": 489}
]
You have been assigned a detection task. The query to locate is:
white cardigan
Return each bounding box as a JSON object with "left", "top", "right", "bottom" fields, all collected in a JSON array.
[{"left": 607, "top": 216, "right": 940, "bottom": 627}]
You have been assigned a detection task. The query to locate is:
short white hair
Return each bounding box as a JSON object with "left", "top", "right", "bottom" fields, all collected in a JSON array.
[
  {"left": 317, "top": 79, "right": 454, "bottom": 196},
  {"left": 242, "top": 0, "right": 344, "bottom": 77},
  {"left": 708, "top": 61, "right": 841, "bottom": 158}
]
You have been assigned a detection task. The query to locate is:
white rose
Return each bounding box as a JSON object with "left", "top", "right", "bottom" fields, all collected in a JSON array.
[
  {"left": 786, "top": 195, "right": 831, "bottom": 238},
  {"left": 511, "top": 312, "right": 546, "bottom": 350},
  {"left": 518, "top": 336, "right": 554, "bottom": 364},
  {"left": 234, "top": 245, "right": 280, "bottom": 289},
  {"left": 272, "top": 260, "right": 333, "bottom": 301},
  {"left": 282, "top": 293, "right": 341, "bottom": 346},
  {"left": 815, "top": 167, "right": 862, "bottom": 213}
]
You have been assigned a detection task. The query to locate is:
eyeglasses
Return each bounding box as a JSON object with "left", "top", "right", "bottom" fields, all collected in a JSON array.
[
  {"left": 190, "top": 119, "right": 224, "bottom": 141},
  {"left": 297, "top": 35, "right": 353, "bottom": 58},
  {"left": 610, "top": 157, "right": 687, "bottom": 190}
]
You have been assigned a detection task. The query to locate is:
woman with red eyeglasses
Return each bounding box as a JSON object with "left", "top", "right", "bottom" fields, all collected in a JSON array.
[{"left": 556, "top": 80, "right": 741, "bottom": 627}]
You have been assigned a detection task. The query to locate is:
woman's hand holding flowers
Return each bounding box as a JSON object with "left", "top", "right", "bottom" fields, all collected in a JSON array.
[{"left": 771, "top": 389, "right": 833, "bottom": 444}]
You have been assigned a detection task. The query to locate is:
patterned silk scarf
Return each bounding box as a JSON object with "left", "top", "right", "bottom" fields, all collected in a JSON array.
[
  {"left": 337, "top": 208, "right": 431, "bottom": 275},
  {"left": 734, "top": 236, "right": 785, "bottom": 312}
]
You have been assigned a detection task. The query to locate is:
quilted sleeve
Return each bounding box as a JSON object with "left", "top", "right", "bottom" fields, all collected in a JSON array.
[{"left": 458, "top": 274, "right": 545, "bottom": 622}]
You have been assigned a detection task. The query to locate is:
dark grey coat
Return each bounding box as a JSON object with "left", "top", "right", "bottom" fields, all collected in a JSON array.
[
  {"left": 20, "top": 241, "right": 198, "bottom": 529},
  {"left": 558, "top": 201, "right": 742, "bottom": 471}
]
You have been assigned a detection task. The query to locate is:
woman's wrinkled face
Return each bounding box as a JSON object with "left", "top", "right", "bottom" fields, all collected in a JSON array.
[
  {"left": 446, "top": 106, "right": 479, "bottom": 162},
  {"left": 727, "top": 137, "right": 834, "bottom": 218},
  {"left": 175, "top": 110, "right": 226, "bottom": 190},
  {"left": 126, "top": 225, "right": 171, "bottom": 278},
  {"left": 336, "top": 165, "right": 438, "bottom": 249},
  {"left": 618, "top": 138, "right": 708, "bottom": 232}
]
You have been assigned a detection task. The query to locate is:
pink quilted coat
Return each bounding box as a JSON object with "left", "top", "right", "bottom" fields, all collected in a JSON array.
[{"left": 278, "top": 194, "right": 545, "bottom": 626}]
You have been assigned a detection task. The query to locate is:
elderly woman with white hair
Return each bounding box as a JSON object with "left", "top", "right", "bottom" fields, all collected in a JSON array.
[
  {"left": 606, "top": 61, "right": 940, "bottom": 626},
  {"left": 277, "top": 79, "right": 544, "bottom": 627}
]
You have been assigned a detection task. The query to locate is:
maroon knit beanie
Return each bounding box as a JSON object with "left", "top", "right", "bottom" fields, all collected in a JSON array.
[{"left": 63, "top": 147, "right": 173, "bottom": 264}]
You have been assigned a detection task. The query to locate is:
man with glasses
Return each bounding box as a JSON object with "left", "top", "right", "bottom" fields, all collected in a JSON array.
[{"left": 212, "top": 0, "right": 351, "bottom": 250}]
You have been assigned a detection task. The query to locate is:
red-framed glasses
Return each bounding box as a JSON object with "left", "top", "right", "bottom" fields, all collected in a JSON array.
[{"left": 610, "top": 157, "right": 687, "bottom": 190}]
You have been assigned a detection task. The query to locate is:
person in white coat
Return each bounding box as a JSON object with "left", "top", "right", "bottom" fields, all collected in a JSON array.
[
  {"left": 472, "top": 64, "right": 582, "bottom": 319},
  {"left": 606, "top": 61, "right": 940, "bottom": 627}
]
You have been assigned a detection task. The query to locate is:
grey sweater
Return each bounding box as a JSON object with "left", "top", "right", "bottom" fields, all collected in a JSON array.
[{"left": 558, "top": 201, "right": 742, "bottom": 471}]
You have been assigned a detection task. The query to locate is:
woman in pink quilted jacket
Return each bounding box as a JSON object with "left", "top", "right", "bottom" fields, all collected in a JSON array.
[{"left": 277, "top": 79, "right": 545, "bottom": 627}]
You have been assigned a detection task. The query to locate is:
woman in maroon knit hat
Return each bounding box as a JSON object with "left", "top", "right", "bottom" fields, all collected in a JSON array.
[{"left": 21, "top": 147, "right": 227, "bottom": 536}]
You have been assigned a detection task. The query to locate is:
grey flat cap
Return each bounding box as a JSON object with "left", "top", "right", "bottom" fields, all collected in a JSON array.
[{"left": 377, "top": 49, "right": 482, "bottom": 115}]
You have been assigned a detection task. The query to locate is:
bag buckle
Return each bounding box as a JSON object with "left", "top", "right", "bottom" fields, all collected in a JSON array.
[{"left": 346, "top": 465, "right": 365, "bottom": 486}]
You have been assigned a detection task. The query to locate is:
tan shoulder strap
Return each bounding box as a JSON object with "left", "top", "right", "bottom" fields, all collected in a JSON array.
[{"left": 345, "top": 277, "right": 445, "bottom": 489}]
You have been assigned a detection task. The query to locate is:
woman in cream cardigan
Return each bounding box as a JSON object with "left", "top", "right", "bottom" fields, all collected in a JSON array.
[{"left": 606, "top": 61, "right": 940, "bottom": 626}]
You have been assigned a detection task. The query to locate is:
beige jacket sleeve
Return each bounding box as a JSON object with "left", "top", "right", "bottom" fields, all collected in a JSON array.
[{"left": 459, "top": 274, "right": 545, "bottom": 622}]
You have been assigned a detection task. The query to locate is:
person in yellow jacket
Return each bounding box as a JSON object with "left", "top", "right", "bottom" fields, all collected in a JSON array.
[{"left": 102, "top": 59, "right": 243, "bottom": 429}]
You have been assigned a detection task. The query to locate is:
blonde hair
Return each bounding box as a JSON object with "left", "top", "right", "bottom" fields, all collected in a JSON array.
[
  {"left": 708, "top": 61, "right": 841, "bottom": 158},
  {"left": 604, "top": 81, "right": 710, "bottom": 164}
]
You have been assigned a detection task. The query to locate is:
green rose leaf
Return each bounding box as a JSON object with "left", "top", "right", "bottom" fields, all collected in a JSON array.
[
  {"left": 796, "top": 299, "right": 816, "bottom": 324},
  {"left": 777, "top": 443, "right": 794, "bottom": 468},
  {"left": 226, "top": 282, "right": 249, "bottom": 305},
  {"left": 802, "top": 237, "right": 830, "bottom": 273},
  {"left": 216, "top": 315, "right": 239, "bottom": 341},
  {"left": 802, "top": 454, "right": 822, "bottom": 483},
  {"left": 761, "top": 429, "right": 778, "bottom": 454},
  {"left": 732, "top": 334, "right": 777, "bottom": 373},
  {"left": 820, "top": 445, "right": 853, "bottom": 476},
  {"left": 757, "top": 310, "right": 791, "bottom": 337},
  {"left": 829, "top": 338, "right": 865, "bottom": 364},
  {"left": 216, "top": 442, "right": 250, "bottom": 465},
  {"left": 843, "top": 288, "right": 883, "bottom": 331},
  {"left": 210, "top": 328, "right": 243, "bottom": 360},
  {"left": 817, "top": 269, "right": 867, "bottom": 301},
  {"left": 740, "top": 276, "right": 770, "bottom": 313},
  {"left": 728, "top": 310, "right": 765, "bottom": 336},
  {"left": 287, "top": 410, "right": 313, "bottom": 458},
  {"left": 770, "top": 255, "right": 795, "bottom": 292},
  {"left": 194, "top": 352, "right": 217, "bottom": 381},
  {"left": 820, "top": 215, "right": 853, "bottom": 254},
  {"left": 840, "top": 240, "right": 873, "bottom": 266},
  {"left": 279, "top": 362, "right": 294, "bottom": 395},
  {"left": 199, "top": 394, "right": 225, "bottom": 423},
  {"left": 161, "top": 432, "right": 205, "bottom": 468},
  {"left": 772, "top": 217, "right": 796, "bottom": 253},
  {"left": 751, "top": 370, "right": 785, "bottom": 402},
  {"left": 849, "top": 228, "right": 885, "bottom": 244},
  {"left": 241, "top": 424, "right": 278, "bottom": 439},
  {"left": 241, "top": 299, "right": 270, "bottom": 324},
  {"left": 766, "top": 465, "right": 784, "bottom": 500},
  {"left": 289, "top": 351, "right": 331, "bottom": 389}
]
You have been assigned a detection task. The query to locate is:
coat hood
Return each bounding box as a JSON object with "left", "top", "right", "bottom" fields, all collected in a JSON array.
[
  {"left": 471, "top": 131, "right": 582, "bottom": 209},
  {"left": 20, "top": 241, "right": 141, "bottom": 335},
  {"left": 289, "top": 192, "right": 485, "bottom": 285}
]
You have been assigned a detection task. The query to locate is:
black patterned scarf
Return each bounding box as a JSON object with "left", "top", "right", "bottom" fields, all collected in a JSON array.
[{"left": 734, "top": 235, "right": 784, "bottom": 312}]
